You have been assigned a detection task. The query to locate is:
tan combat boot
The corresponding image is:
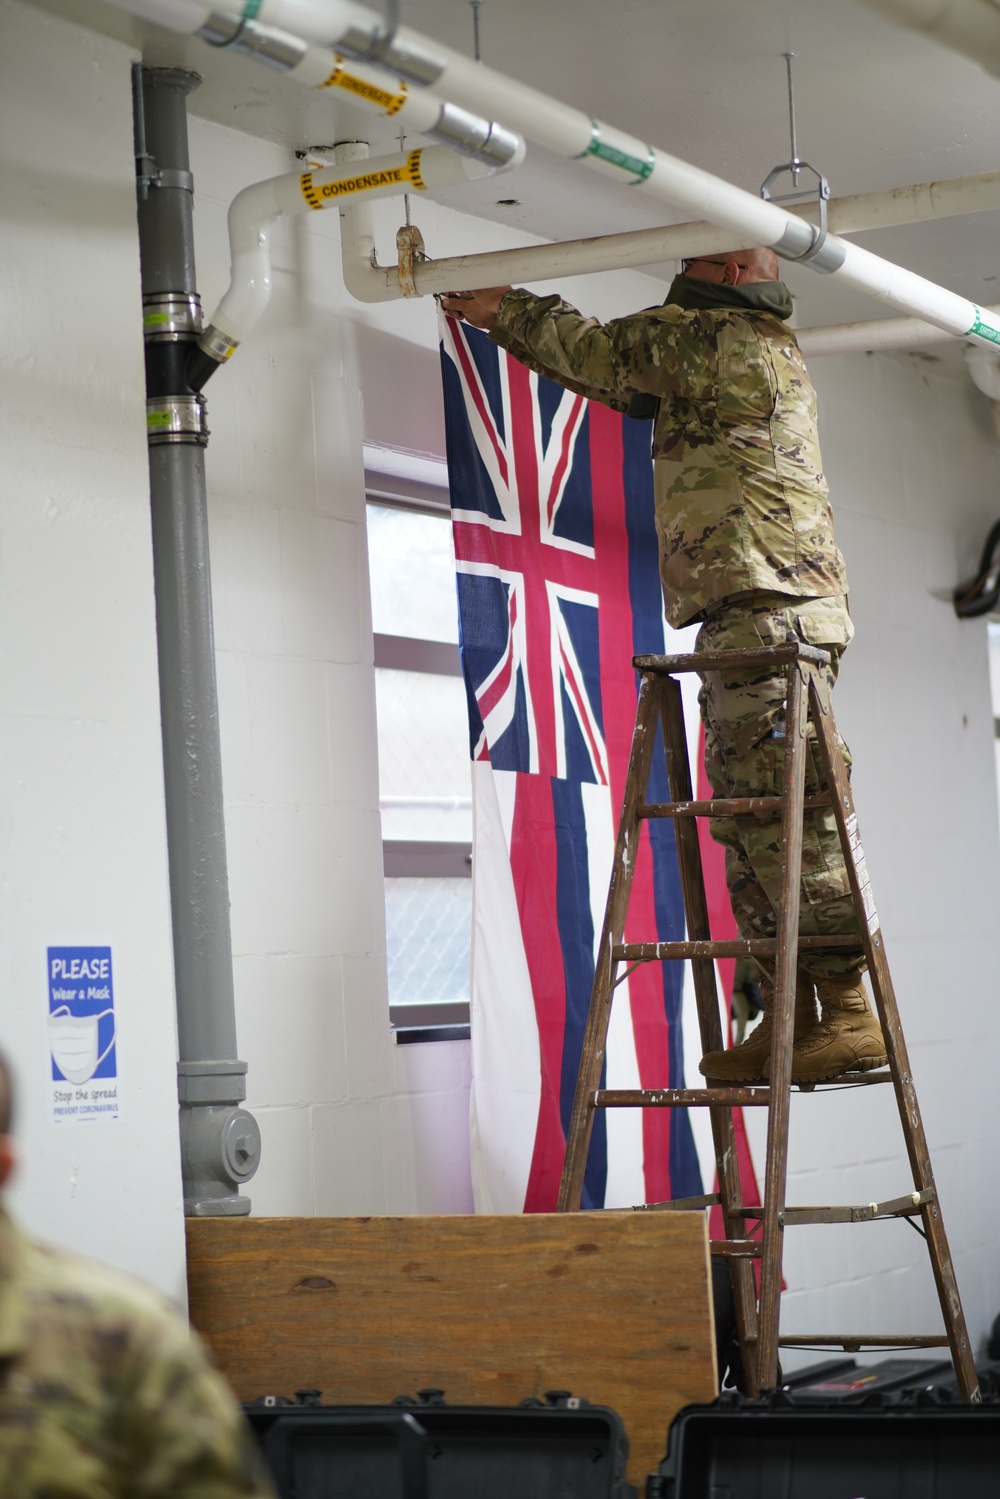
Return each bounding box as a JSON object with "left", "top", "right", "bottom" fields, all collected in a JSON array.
[
  {"left": 781, "top": 976, "right": 887, "bottom": 1084},
  {"left": 700, "top": 976, "right": 817, "bottom": 1083}
]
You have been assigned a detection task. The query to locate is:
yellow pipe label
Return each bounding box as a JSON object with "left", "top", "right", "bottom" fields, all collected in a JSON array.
[
  {"left": 300, "top": 151, "right": 427, "bottom": 209},
  {"left": 318, "top": 56, "right": 408, "bottom": 116}
]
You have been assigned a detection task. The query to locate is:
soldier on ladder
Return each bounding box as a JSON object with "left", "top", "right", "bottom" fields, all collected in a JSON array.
[{"left": 443, "top": 247, "right": 885, "bottom": 1084}]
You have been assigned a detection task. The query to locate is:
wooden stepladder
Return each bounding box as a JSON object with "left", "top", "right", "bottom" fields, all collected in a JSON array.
[{"left": 557, "top": 642, "right": 979, "bottom": 1401}]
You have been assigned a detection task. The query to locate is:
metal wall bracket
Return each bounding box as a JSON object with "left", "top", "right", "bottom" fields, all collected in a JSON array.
[{"left": 396, "top": 223, "right": 427, "bottom": 296}]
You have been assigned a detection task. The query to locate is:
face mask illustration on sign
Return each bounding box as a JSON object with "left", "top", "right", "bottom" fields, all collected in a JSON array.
[{"left": 48, "top": 1006, "right": 116, "bottom": 1086}]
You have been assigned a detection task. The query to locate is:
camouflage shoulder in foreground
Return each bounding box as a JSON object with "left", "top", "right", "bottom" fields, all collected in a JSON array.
[
  {"left": 0, "top": 1212, "right": 275, "bottom": 1499},
  {"left": 492, "top": 290, "right": 849, "bottom": 626}
]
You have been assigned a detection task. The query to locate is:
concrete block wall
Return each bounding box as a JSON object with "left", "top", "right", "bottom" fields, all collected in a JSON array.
[
  {"left": 0, "top": 0, "right": 185, "bottom": 1300},
  {"left": 755, "top": 348, "right": 1000, "bottom": 1365}
]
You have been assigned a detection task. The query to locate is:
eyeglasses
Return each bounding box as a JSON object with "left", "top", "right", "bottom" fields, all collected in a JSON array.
[{"left": 681, "top": 257, "right": 749, "bottom": 274}]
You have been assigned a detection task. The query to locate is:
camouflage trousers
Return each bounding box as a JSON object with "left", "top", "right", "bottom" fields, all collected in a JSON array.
[{"left": 695, "top": 592, "right": 866, "bottom": 982}]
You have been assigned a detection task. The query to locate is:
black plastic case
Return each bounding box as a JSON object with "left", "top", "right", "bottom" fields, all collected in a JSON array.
[
  {"left": 244, "top": 1388, "right": 636, "bottom": 1499},
  {"left": 649, "top": 1391, "right": 1000, "bottom": 1498}
]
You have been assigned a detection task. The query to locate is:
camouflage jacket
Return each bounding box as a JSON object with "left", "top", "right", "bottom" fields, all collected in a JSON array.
[
  {"left": 492, "top": 289, "right": 849, "bottom": 627},
  {"left": 0, "top": 1211, "right": 274, "bottom": 1498}
]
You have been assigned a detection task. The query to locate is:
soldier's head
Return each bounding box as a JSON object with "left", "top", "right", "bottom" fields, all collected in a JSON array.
[
  {"left": 681, "top": 248, "right": 780, "bottom": 286},
  {"left": 0, "top": 1050, "right": 15, "bottom": 1191}
]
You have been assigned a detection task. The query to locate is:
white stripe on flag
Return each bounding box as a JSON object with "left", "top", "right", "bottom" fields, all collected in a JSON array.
[
  {"left": 468, "top": 764, "right": 541, "bottom": 1213},
  {"left": 581, "top": 780, "right": 645, "bottom": 1209}
]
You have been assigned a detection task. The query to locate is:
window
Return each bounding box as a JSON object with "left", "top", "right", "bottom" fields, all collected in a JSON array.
[{"left": 366, "top": 448, "right": 472, "bottom": 1040}]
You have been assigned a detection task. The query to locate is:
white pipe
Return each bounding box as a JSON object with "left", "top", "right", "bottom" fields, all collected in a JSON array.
[
  {"left": 109, "top": 0, "right": 1000, "bottom": 328},
  {"left": 205, "top": 0, "right": 1000, "bottom": 349},
  {"left": 199, "top": 145, "right": 512, "bottom": 362},
  {"left": 858, "top": 0, "right": 1000, "bottom": 78},
  {"left": 105, "top": 0, "right": 524, "bottom": 170},
  {"left": 339, "top": 167, "right": 1000, "bottom": 302},
  {"left": 798, "top": 312, "right": 981, "bottom": 356}
]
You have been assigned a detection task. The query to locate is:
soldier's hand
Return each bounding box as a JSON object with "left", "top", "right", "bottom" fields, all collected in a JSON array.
[{"left": 439, "top": 286, "right": 512, "bottom": 332}]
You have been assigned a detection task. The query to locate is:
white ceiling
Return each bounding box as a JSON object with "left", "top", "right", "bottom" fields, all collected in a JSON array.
[{"left": 44, "top": 0, "right": 1000, "bottom": 331}]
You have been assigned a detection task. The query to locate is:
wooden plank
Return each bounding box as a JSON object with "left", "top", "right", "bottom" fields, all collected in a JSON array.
[{"left": 187, "top": 1212, "right": 717, "bottom": 1486}]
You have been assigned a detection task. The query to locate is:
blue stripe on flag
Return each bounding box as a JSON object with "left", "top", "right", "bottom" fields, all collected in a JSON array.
[
  {"left": 440, "top": 350, "right": 506, "bottom": 521},
  {"left": 552, "top": 775, "right": 607, "bottom": 1210},
  {"left": 622, "top": 419, "right": 703, "bottom": 1198}
]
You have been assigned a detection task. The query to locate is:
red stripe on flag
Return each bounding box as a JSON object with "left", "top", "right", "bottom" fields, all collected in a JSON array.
[
  {"left": 558, "top": 638, "right": 607, "bottom": 785},
  {"left": 696, "top": 727, "right": 764, "bottom": 1248},
  {"left": 517, "top": 772, "right": 571, "bottom": 1212},
  {"left": 589, "top": 404, "right": 674, "bottom": 1204},
  {"left": 451, "top": 324, "right": 509, "bottom": 487},
  {"left": 546, "top": 394, "right": 586, "bottom": 529}
]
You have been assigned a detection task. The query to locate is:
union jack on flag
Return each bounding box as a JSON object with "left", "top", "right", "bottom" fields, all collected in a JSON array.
[{"left": 440, "top": 314, "right": 703, "bottom": 1212}]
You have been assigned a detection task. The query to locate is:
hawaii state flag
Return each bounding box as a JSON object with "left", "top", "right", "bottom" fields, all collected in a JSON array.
[{"left": 440, "top": 314, "right": 704, "bottom": 1213}]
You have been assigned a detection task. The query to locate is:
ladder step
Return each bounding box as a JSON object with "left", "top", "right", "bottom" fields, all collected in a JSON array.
[
  {"left": 777, "top": 1334, "right": 951, "bottom": 1350},
  {"left": 709, "top": 1240, "right": 763, "bottom": 1259},
  {"left": 596, "top": 1086, "right": 772, "bottom": 1108},
  {"left": 738, "top": 1189, "right": 934, "bottom": 1226},
  {"left": 633, "top": 643, "right": 831, "bottom": 675},
  {"left": 614, "top": 936, "right": 860, "bottom": 962},
  {"left": 640, "top": 793, "right": 831, "bottom": 819},
  {"left": 631, "top": 1192, "right": 722, "bottom": 1212},
  {"left": 593, "top": 1075, "right": 894, "bottom": 1109}
]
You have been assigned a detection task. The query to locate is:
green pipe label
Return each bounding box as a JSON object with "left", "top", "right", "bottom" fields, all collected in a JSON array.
[
  {"left": 587, "top": 137, "right": 654, "bottom": 181},
  {"left": 966, "top": 307, "right": 1000, "bottom": 346},
  {"left": 143, "top": 313, "right": 170, "bottom": 325},
  {"left": 578, "top": 121, "right": 654, "bottom": 183},
  {"left": 147, "top": 411, "right": 173, "bottom": 428}
]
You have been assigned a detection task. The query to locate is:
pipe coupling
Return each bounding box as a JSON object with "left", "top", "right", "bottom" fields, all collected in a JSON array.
[
  {"left": 142, "top": 292, "right": 203, "bottom": 342},
  {"left": 774, "top": 221, "right": 846, "bottom": 275},
  {"left": 336, "top": 25, "right": 445, "bottom": 87},
  {"left": 177, "top": 1058, "right": 247, "bottom": 1105},
  {"left": 199, "top": 325, "right": 239, "bottom": 364},
  {"left": 199, "top": 12, "right": 308, "bottom": 72},
  {"left": 431, "top": 104, "right": 523, "bottom": 167},
  {"left": 146, "top": 394, "right": 209, "bottom": 446}
]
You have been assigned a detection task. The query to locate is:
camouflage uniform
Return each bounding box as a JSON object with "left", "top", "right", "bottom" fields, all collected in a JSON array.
[
  {"left": 0, "top": 1210, "right": 275, "bottom": 1498},
  {"left": 492, "top": 286, "right": 864, "bottom": 978}
]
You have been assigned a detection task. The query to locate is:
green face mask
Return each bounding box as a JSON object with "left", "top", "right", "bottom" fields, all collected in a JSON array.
[{"left": 665, "top": 273, "right": 794, "bottom": 321}]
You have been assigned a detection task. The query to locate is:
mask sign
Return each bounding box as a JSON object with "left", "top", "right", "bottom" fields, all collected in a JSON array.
[{"left": 48, "top": 946, "right": 119, "bottom": 1123}]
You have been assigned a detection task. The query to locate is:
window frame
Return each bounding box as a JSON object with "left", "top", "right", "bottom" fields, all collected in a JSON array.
[{"left": 366, "top": 458, "right": 472, "bottom": 1041}]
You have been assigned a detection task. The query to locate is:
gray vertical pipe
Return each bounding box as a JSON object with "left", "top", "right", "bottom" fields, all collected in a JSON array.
[{"left": 134, "top": 66, "right": 260, "bottom": 1214}]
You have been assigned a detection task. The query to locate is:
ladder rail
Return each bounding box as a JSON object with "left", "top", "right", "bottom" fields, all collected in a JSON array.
[
  {"left": 753, "top": 659, "right": 811, "bottom": 1389},
  {"left": 658, "top": 676, "right": 762, "bottom": 1394},
  {"left": 808, "top": 671, "right": 980, "bottom": 1401}
]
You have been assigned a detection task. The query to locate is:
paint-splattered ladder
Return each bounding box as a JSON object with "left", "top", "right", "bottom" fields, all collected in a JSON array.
[{"left": 556, "top": 641, "right": 979, "bottom": 1402}]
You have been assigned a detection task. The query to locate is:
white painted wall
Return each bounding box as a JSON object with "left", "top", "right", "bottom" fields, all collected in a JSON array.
[
  {"left": 5, "top": 0, "right": 1000, "bottom": 1369},
  {"left": 0, "top": 0, "right": 186, "bottom": 1302},
  {"left": 771, "top": 348, "right": 1000, "bottom": 1368}
]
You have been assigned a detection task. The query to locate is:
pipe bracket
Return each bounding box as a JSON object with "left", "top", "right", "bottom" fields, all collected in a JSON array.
[
  {"left": 158, "top": 167, "right": 194, "bottom": 192},
  {"left": 336, "top": 25, "right": 445, "bottom": 87},
  {"left": 200, "top": 12, "right": 308, "bottom": 71},
  {"left": 396, "top": 223, "right": 426, "bottom": 297}
]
